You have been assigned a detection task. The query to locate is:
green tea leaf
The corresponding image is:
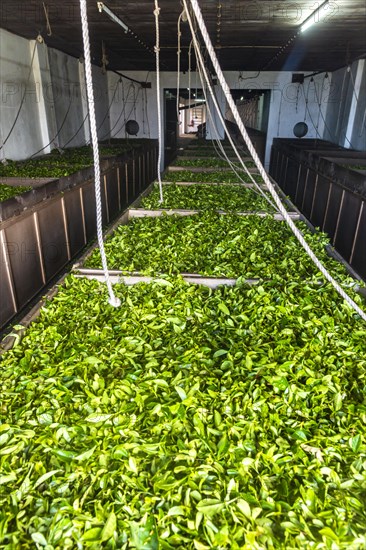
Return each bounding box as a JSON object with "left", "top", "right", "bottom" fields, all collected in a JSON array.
[
  {"left": 0, "top": 473, "right": 17, "bottom": 485},
  {"left": 217, "top": 434, "right": 229, "bottom": 459},
  {"left": 292, "top": 429, "right": 307, "bottom": 441},
  {"left": 334, "top": 393, "right": 343, "bottom": 411},
  {"left": 85, "top": 414, "right": 113, "bottom": 423},
  {"left": 130, "top": 515, "right": 158, "bottom": 550},
  {"left": 31, "top": 533, "right": 48, "bottom": 547},
  {"left": 213, "top": 349, "right": 228, "bottom": 358},
  {"left": 75, "top": 446, "right": 96, "bottom": 462},
  {"left": 34, "top": 470, "right": 62, "bottom": 489},
  {"left": 236, "top": 499, "right": 251, "bottom": 518},
  {"left": 101, "top": 512, "right": 117, "bottom": 542},
  {"left": 197, "top": 499, "right": 225, "bottom": 517},
  {"left": 82, "top": 528, "right": 103, "bottom": 541},
  {"left": 167, "top": 506, "right": 186, "bottom": 517},
  {"left": 218, "top": 303, "right": 230, "bottom": 316},
  {"left": 175, "top": 386, "right": 187, "bottom": 401},
  {"left": 129, "top": 457, "right": 138, "bottom": 474},
  {"left": 349, "top": 435, "right": 361, "bottom": 453},
  {"left": 319, "top": 527, "right": 339, "bottom": 542}
]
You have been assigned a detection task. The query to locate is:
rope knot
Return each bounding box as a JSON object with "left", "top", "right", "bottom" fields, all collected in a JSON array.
[
  {"left": 153, "top": 7, "right": 160, "bottom": 16},
  {"left": 154, "top": 46, "right": 160, "bottom": 53}
]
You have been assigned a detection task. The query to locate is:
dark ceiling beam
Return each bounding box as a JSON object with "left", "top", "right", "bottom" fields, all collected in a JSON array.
[{"left": 0, "top": 0, "right": 364, "bottom": 72}]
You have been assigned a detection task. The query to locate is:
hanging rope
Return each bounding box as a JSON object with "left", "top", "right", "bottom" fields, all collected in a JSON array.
[
  {"left": 61, "top": 112, "right": 89, "bottom": 149},
  {"left": 144, "top": 87, "right": 151, "bottom": 138},
  {"left": 186, "top": 0, "right": 366, "bottom": 323},
  {"left": 112, "top": 87, "right": 141, "bottom": 139},
  {"left": 79, "top": 0, "right": 120, "bottom": 307},
  {"left": 142, "top": 72, "right": 151, "bottom": 138},
  {"left": 194, "top": 45, "right": 198, "bottom": 120},
  {"left": 200, "top": 66, "right": 275, "bottom": 207},
  {"left": 42, "top": 2, "right": 53, "bottom": 36},
  {"left": 176, "top": 12, "right": 184, "bottom": 125},
  {"left": 30, "top": 90, "right": 73, "bottom": 157},
  {"left": 184, "top": 7, "right": 278, "bottom": 210},
  {"left": 100, "top": 80, "right": 130, "bottom": 141},
  {"left": 295, "top": 83, "right": 300, "bottom": 114},
  {"left": 302, "top": 80, "right": 355, "bottom": 149},
  {"left": 188, "top": 39, "right": 193, "bottom": 122},
  {"left": 303, "top": 78, "right": 311, "bottom": 123},
  {"left": 154, "top": 0, "right": 164, "bottom": 203},
  {"left": 132, "top": 82, "right": 137, "bottom": 122},
  {"left": 193, "top": 27, "right": 276, "bottom": 207},
  {"left": 99, "top": 81, "right": 141, "bottom": 141},
  {"left": 125, "top": 82, "right": 136, "bottom": 138},
  {"left": 95, "top": 77, "right": 121, "bottom": 138}
]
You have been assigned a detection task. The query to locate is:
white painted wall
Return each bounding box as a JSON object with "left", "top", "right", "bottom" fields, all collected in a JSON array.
[
  {"left": 323, "top": 60, "right": 366, "bottom": 151},
  {"left": 35, "top": 41, "right": 58, "bottom": 154},
  {"left": 206, "top": 85, "right": 225, "bottom": 140},
  {"left": 225, "top": 71, "right": 331, "bottom": 166},
  {"left": 0, "top": 29, "right": 44, "bottom": 160},
  {"left": 1, "top": 26, "right": 364, "bottom": 165},
  {"left": 323, "top": 62, "right": 356, "bottom": 148},
  {"left": 351, "top": 61, "right": 366, "bottom": 151},
  {"left": 106, "top": 70, "right": 331, "bottom": 167},
  {"left": 48, "top": 48, "right": 87, "bottom": 149},
  {"left": 0, "top": 28, "right": 111, "bottom": 160},
  {"left": 107, "top": 72, "right": 153, "bottom": 140},
  {"left": 92, "top": 65, "right": 110, "bottom": 141}
]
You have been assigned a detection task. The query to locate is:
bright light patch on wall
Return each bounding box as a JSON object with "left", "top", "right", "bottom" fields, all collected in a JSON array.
[{"left": 300, "top": 0, "right": 330, "bottom": 33}]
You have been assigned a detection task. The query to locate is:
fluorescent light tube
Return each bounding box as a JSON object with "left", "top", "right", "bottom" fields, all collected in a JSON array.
[
  {"left": 300, "top": 0, "right": 330, "bottom": 33},
  {"left": 97, "top": 2, "right": 129, "bottom": 33}
]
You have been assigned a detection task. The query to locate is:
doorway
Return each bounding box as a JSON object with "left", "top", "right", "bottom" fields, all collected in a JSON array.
[{"left": 164, "top": 88, "right": 207, "bottom": 165}]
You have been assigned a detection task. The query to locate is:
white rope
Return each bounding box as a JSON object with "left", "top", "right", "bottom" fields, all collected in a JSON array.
[
  {"left": 154, "top": 0, "right": 164, "bottom": 203},
  {"left": 193, "top": 43, "right": 276, "bottom": 208},
  {"left": 42, "top": 2, "right": 52, "bottom": 36},
  {"left": 196, "top": 41, "right": 278, "bottom": 210},
  {"left": 184, "top": 6, "right": 278, "bottom": 211},
  {"left": 187, "top": 0, "right": 366, "bottom": 323},
  {"left": 194, "top": 46, "right": 198, "bottom": 120},
  {"left": 176, "top": 12, "right": 183, "bottom": 125},
  {"left": 204, "top": 92, "right": 277, "bottom": 208},
  {"left": 188, "top": 39, "right": 193, "bottom": 122},
  {"left": 79, "top": 0, "right": 120, "bottom": 307}
]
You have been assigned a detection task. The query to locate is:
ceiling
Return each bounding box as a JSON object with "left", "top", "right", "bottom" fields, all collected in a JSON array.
[{"left": 1, "top": 1, "right": 365, "bottom": 73}]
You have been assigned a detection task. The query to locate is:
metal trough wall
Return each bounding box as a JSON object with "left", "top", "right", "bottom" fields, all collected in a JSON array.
[
  {"left": 269, "top": 139, "right": 366, "bottom": 281},
  {"left": 0, "top": 142, "right": 158, "bottom": 331}
]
